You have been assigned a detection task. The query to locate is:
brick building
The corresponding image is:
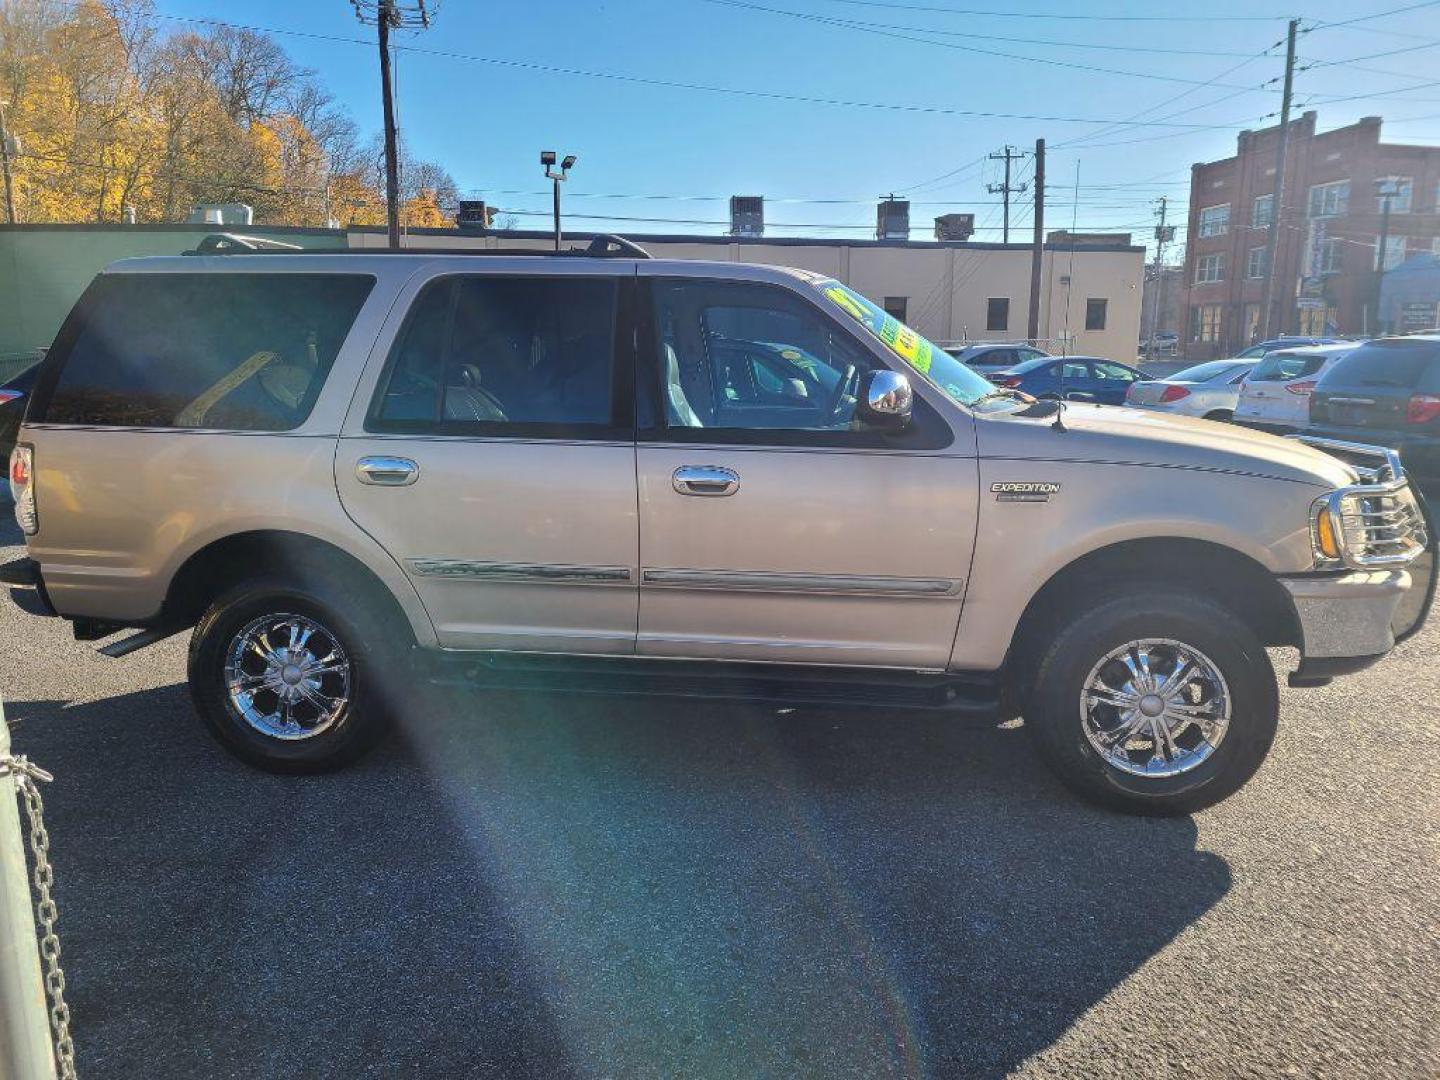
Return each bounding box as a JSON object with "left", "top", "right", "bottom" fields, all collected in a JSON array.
[{"left": 1182, "top": 112, "right": 1440, "bottom": 358}]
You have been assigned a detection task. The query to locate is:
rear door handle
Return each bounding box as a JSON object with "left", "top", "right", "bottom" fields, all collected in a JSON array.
[
  {"left": 672, "top": 465, "right": 740, "bottom": 497},
  {"left": 356, "top": 456, "right": 419, "bottom": 486}
]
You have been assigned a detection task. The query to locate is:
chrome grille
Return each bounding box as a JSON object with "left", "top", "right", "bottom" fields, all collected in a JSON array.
[{"left": 1297, "top": 436, "right": 1430, "bottom": 568}]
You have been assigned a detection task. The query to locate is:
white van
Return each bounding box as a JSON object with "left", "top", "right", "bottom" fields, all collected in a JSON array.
[{"left": 1233, "top": 344, "right": 1357, "bottom": 432}]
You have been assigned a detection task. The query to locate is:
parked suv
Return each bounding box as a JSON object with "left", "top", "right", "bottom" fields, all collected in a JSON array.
[
  {"left": 1233, "top": 343, "right": 1357, "bottom": 432},
  {"left": 1307, "top": 335, "right": 1440, "bottom": 486},
  {"left": 5, "top": 244, "right": 1433, "bottom": 815}
]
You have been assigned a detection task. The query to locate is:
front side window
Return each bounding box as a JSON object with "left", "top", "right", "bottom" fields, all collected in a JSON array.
[
  {"left": 373, "top": 275, "right": 618, "bottom": 435},
  {"left": 1085, "top": 298, "right": 1107, "bottom": 331},
  {"left": 1309, "top": 180, "right": 1349, "bottom": 218},
  {"left": 39, "top": 273, "right": 374, "bottom": 430},
  {"left": 986, "top": 297, "right": 1009, "bottom": 331},
  {"left": 1198, "top": 204, "right": 1230, "bottom": 238},
  {"left": 1195, "top": 254, "right": 1225, "bottom": 284},
  {"left": 1092, "top": 361, "right": 1137, "bottom": 382},
  {"left": 652, "top": 280, "right": 878, "bottom": 434}
]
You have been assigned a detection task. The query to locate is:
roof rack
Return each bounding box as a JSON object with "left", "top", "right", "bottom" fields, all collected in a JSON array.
[{"left": 183, "top": 231, "right": 652, "bottom": 259}]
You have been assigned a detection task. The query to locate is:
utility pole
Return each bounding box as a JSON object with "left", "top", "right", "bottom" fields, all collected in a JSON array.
[
  {"left": 350, "top": 1, "right": 434, "bottom": 249},
  {"left": 1146, "top": 196, "right": 1171, "bottom": 361},
  {"left": 0, "top": 100, "right": 17, "bottom": 225},
  {"left": 1258, "top": 17, "right": 1298, "bottom": 341},
  {"left": 1374, "top": 178, "right": 1397, "bottom": 334},
  {"left": 1027, "top": 138, "right": 1045, "bottom": 344},
  {"left": 988, "top": 145, "right": 1028, "bottom": 244}
]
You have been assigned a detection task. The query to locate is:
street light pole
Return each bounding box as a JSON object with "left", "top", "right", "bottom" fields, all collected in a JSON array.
[
  {"left": 542, "top": 151, "right": 576, "bottom": 252},
  {"left": 1374, "top": 179, "right": 1397, "bottom": 335}
]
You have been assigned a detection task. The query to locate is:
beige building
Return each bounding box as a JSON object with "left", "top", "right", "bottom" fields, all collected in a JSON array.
[
  {"left": 354, "top": 228, "right": 1147, "bottom": 360},
  {"left": 0, "top": 223, "right": 1144, "bottom": 361}
]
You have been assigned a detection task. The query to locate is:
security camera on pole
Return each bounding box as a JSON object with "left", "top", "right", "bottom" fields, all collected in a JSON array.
[{"left": 542, "top": 151, "right": 577, "bottom": 252}]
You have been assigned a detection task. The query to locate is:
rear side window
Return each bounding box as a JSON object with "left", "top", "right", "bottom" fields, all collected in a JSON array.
[
  {"left": 1319, "top": 339, "right": 1440, "bottom": 390},
  {"left": 371, "top": 275, "right": 621, "bottom": 436},
  {"left": 36, "top": 273, "right": 374, "bottom": 430}
]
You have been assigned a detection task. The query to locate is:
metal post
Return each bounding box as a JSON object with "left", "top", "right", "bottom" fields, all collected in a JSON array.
[
  {"left": 1258, "top": 18, "right": 1298, "bottom": 341},
  {"left": 0, "top": 714, "right": 56, "bottom": 1080},
  {"left": 0, "top": 100, "right": 18, "bottom": 226},
  {"left": 1147, "top": 196, "right": 1169, "bottom": 363},
  {"left": 552, "top": 176, "right": 561, "bottom": 252},
  {"left": 1374, "top": 192, "right": 1392, "bottom": 335}
]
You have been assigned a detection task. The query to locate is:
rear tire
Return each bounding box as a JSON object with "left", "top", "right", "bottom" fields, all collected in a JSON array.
[
  {"left": 188, "top": 574, "right": 397, "bottom": 773},
  {"left": 1203, "top": 409, "right": 1234, "bottom": 422},
  {"left": 1023, "top": 587, "right": 1278, "bottom": 815}
]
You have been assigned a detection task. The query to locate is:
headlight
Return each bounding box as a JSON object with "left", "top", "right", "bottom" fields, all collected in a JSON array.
[{"left": 1311, "top": 484, "right": 1427, "bottom": 568}]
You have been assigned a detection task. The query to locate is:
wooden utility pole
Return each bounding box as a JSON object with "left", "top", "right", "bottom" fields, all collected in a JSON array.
[
  {"left": 1027, "top": 138, "right": 1045, "bottom": 344},
  {"left": 350, "top": 1, "right": 434, "bottom": 249},
  {"left": 0, "top": 100, "right": 17, "bottom": 225},
  {"left": 1258, "top": 18, "right": 1298, "bottom": 341},
  {"left": 987, "top": 145, "right": 1028, "bottom": 244}
]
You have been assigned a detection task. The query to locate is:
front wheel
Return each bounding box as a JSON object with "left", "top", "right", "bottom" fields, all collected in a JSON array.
[
  {"left": 188, "top": 577, "right": 394, "bottom": 772},
  {"left": 1023, "top": 588, "right": 1278, "bottom": 815}
]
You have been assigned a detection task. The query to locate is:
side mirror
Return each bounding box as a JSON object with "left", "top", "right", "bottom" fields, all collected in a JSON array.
[{"left": 857, "top": 369, "right": 913, "bottom": 430}]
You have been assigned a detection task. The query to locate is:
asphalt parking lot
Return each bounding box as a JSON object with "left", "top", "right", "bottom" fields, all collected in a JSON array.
[{"left": 0, "top": 515, "right": 1436, "bottom": 1079}]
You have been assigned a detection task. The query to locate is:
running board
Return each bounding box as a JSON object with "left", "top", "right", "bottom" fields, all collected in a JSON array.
[
  {"left": 423, "top": 651, "right": 1001, "bottom": 714},
  {"left": 97, "top": 626, "right": 185, "bottom": 658}
]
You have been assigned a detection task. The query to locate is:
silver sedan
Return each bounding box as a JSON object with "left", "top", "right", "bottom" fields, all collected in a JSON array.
[{"left": 1125, "top": 359, "right": 1256, "bottom": 420}]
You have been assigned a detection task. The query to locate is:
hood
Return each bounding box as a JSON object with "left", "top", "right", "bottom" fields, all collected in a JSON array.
[{"left": 976, "top": 403, "right": 1357, "bottom": 488}]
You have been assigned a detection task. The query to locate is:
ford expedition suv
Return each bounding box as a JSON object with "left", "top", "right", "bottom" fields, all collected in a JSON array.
[{"left": 5, "top": 241, "right": 1434, "bottom": 815}]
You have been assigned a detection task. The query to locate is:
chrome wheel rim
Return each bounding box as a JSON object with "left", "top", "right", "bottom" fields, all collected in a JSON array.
[
  {"left": 1079, "top": 638, "right": 1231, "bottom": 778},
  {"left": 223, "top": 613, "right": 351, "bottom": 741}
]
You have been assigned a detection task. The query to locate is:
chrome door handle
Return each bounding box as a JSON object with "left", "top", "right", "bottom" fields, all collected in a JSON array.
[
  {"left": 355, "top": 456, "right": 419, "bottom": 486},
  {"left": 672, "top": 465, "right": 740, "bottom": 497}
]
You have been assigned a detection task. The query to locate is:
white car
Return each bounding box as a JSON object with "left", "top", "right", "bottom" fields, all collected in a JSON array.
[
  {"left": 1125, "top": 359, "right": 1256, "bottom": 420},
  {"left": 1233, "top": 344, "right": 1357, "bottom": 432}
]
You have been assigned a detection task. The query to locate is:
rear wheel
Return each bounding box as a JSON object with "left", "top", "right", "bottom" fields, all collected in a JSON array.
[
  {"left": 1023, "top": 587, "right": 1278, "bottom": 815},
  {"left": 1203, "top": 409, "right": 1234, "bottom": 421},
  {"left": 188, "top": 576, "right": 396, "bottom": 772}
]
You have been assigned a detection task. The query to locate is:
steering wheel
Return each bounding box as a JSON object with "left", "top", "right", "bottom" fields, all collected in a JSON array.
[{"left": 824, "top": 364, "right": 858, "bottom": 425}]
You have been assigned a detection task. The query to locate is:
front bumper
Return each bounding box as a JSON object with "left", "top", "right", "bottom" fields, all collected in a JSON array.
[{"left": 1278, "top": 568, "right": 1411, "bottom": 674}]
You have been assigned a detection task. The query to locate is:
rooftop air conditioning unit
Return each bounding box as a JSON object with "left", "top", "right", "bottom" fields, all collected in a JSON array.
[
  {"left": 876, "top": 197, "right": 910, "bottom": 241},
  {"left": 730, "top": 196, "right": 764, "bottom": 238}
]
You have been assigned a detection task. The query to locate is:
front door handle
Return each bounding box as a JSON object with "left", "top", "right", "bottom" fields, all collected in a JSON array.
[
  {"left": 356, "top": 456, "right": 419, "bottom": 486},
  {"left": 672, "top": 465, "right": 740, "bottom": 497}
]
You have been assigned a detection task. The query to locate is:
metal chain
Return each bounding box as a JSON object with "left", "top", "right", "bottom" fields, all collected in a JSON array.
[{"left": 2, "top": 753, "right": 78, "bottom": 1080}]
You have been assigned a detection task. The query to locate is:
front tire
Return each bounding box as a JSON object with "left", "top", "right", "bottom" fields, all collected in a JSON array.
[
  {"left": 188, "top": 577, "right": 394, "bottom": 773},
  {"left": 1024, "top": 588, "right": 1278, "bottom": 815}
]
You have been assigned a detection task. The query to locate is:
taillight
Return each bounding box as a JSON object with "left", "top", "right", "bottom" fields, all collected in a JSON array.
[
  {"left": 992, "top": 375, "right": 1022, "bottom": 388},
  {"left": 0, "top": 389, "right": 24, "bottom": 406},
  {"left": 1406, "top": 393, "right": 1440, "bottom": 425},
  {"left": 1286, "top": 380, "right": 1317, "bottom": 396},
  {"left": 1159, "top": 385, "right": 1191, "bottom": 403},
  {"left": 9, "top": 443, "right": 35, "bottom": 535}
]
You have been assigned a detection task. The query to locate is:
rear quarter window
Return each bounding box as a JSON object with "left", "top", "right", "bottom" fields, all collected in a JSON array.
[{"left": 33, "top": 272, "right": 374, "bottom": 430}]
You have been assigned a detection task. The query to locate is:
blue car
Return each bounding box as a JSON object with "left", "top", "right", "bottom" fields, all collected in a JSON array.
[{"left": 989, "top": 355, "right": 1147, "bottom": 405}]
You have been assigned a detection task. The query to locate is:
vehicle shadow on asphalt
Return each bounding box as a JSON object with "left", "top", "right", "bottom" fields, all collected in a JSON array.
[{"left": 6, "top": 686, "right": 1231, "bottom": 1079}]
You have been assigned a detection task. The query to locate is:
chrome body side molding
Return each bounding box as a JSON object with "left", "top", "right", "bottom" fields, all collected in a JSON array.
[{"left": 409, "top": 559, "right": 633, "bottom": 584}]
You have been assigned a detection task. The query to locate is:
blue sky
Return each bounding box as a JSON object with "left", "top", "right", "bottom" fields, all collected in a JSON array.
[{"left": 152, "top": 0, "right": 1440, "bottom": 254}]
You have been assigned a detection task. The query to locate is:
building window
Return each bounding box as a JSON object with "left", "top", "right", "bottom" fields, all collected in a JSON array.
[
  {"left": 1298, "top": 306, "right": 1337, "bottom": 337},
  {"left": 1085, "top": 298, "right": 1108, "bottom": 331},
  {"left": 1252, "top": 194, "right": 1274, "bottom": 229},
  {"left": 1198, "top": 204, "right": 1230, "bottom": 238},
  {"left": 1308, "top": 180, "right": 1349, "bottom": 218},
  {"left": 1378, "top": 236, "right": 1408, "bottom": 272},
  {"left": 1195, "top": 253, "right": 1225, "bottom": 284},
  {"left": 1243, "top": 303, "right": 1261, "bottom": 344},
  {"left": 1246, "top": 246, "right": 1269, "bottom": 279},
  {"left": 1190, "top": 304, "right": 1223, "bottom": 343},
  {"left": 882, "top": 296, "right": 908, "bottom": 322},
  {"left": 1318, "top": 238, "right": 1344, "bottom": 275},
  {"left": 1376, "top": 177, "right": 1412, "bottom": 214},
  {"left": 985, "top": 297, "right": 1009, "bottom": 332}
]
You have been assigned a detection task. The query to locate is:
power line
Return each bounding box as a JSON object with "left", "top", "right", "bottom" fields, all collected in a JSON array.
[
  {"left": 1307, "top": 0, "right": 1440, "bottom": 31},
  {"left": 819, "top": 0, "right": 1285, "bottom": 21},
  {"left": 700, "top": 0, "right": 1274, "bottom": 90}
]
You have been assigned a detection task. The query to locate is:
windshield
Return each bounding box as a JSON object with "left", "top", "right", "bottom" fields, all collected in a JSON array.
[
  {"left": 816, "top": 280, "right": 1001, "bottom": 408},
  {"left": 1251, "top": 350, "right": 1334, "bottom": 382}
]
